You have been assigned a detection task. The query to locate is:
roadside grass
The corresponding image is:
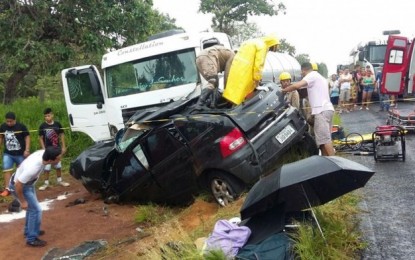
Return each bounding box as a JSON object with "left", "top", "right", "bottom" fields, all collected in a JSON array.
[{"left": 134, "top": 203, "right": 176, "bottom": 226}]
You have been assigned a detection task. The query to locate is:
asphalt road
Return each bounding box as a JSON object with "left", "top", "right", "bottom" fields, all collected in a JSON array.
[{"left": 338, "top": 100, "right": 415, "bottom": 260}]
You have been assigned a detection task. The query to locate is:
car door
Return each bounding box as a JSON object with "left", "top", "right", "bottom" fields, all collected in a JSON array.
[
  {"left": 110, "top": 144, "right": 160, "bottom": 202},
  {"left": 142, "top": 127, "right": 197, "bottom": 204}
]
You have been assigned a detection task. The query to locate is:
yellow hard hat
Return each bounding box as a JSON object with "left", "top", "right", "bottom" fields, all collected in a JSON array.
[
  {"left": 279, "top": 72, "right": 292, "bottom": 81},
  {"left": 312, "top": 63, "right": 318, "bottom": 71}
]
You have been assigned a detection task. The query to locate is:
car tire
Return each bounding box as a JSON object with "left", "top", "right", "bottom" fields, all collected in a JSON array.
[{"left": 208, "top": 172, "right": 245, "bottom": 207}]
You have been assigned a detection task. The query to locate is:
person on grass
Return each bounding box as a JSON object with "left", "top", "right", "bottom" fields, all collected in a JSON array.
[
  {"left": 0, "top": 112, "right": 30, "bottom": 197},
  {"left": 38, "top": 108, "right": 69, "bottom": 190}
]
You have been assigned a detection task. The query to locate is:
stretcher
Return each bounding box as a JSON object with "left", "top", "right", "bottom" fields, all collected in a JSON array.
[{"left": 386, "top": 107, "right": 415, "bottom": 130}]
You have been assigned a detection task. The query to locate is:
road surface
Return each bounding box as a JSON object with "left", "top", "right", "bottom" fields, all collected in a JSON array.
[{"left": 338, "top": 101, "right": 415, "bottom": 260}]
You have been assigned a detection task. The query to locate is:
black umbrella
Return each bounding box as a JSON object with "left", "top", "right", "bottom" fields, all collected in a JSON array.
[{"left": 240, "top": 155, "right": 375, "bottom": 220}]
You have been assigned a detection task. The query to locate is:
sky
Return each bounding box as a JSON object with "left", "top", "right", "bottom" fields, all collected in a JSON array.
[{"left": 152, "top": 0, "right": 415, "bottom": 75}]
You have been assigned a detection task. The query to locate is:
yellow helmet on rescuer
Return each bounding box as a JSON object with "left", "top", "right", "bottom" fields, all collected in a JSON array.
[
  {"left": 279, "top": 72, "right": 292, "bottom": 81},
  {"left": 312, "top": 63, "right": 318, "bottom": 71}
]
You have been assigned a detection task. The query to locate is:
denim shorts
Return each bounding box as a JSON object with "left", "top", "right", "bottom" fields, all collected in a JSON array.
[
  {"left": 3, "top": 153, "right": 25, "bottom": 172},
  {"left": 363, "top": 85, "right": 374, "bottom": 93}
]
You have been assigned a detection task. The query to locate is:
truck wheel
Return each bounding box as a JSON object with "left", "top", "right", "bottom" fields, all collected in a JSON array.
[{"left": 208, "top": 172, "right": 245, "bottom": 207}]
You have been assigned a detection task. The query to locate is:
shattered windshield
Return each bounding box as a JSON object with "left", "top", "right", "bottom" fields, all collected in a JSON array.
[
  {"left": 115, "top": 124, "right": 150, "bottom": 152},
  {"left": 105, "top": 48, "right": 198, "bottom": 98}
]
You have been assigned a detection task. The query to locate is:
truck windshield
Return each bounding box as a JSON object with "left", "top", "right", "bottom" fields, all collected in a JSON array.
[
  {"left": 367, "top": 45, "right": 387, "bottom": 64},
  {"left": 106, "top": 48, "right": 198, "bottom": 98}
]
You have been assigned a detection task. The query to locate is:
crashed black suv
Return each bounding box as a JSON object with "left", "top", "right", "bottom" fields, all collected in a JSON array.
[{"left": 70, "top": 82, "right": 317, "bottom": 206}]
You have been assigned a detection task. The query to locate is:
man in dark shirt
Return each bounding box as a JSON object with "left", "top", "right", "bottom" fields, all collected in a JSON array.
[
  {"left": 0, "top": 112, "right": 30, "bottom": 196},
  {"left": 38, "top": 108, "right": 69, "bottom": 190}
]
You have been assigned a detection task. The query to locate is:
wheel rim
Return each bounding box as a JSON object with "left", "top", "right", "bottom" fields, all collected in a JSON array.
[{"left": 211, "top": 178, "right": 234, "bottom": 206}]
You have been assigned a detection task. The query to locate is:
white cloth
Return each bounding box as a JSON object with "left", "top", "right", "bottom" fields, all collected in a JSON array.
[
  {"left": 303, "top": 71, "right": 334, "bottom": 115},
  {"left": 14, "top": 150, "right": 45, "bottom": 184},
  {"left": 340, "top": 73, "right": 352, "bottom": 90}
]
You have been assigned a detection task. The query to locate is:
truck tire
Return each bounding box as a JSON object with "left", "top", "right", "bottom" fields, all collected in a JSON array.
[{"left": 207, "top": 172, "right": 245, "bottom": 207}]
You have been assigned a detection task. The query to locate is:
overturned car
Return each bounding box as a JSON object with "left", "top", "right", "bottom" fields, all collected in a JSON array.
[{"left": 70, "top": 82, "right": 318, "bottom": 206}]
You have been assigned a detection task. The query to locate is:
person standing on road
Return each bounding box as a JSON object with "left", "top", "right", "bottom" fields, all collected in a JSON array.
[
  {"left": 38, "top": 108, "right": 69, "bottom": 190},
  {"left": 376, "top": 67, "right": 390, "bottom": 112},
  {"left": 9, "top": 147, "right": 62, "bottom": 247},
  {"left": 0, "top": 112, "right": 31, "bottom": 197},
  {"left": 223, "top": 35, "right": 280, "bottom": 105},
  {"left": 195, "top": 45, "right": 235, "bottom": 109},
  {"left": 338, "top": 68, "right": 353, "bottom": 113},
  {"left": 282, "top": 62, "right": 335, "bottom": 156}
]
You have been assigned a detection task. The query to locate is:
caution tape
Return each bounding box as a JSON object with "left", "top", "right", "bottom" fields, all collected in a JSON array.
[{"left": 2, "top": 97, "right": 414, "bottom": 134}]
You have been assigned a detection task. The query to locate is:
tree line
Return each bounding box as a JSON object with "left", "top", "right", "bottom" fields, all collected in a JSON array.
[{"left": 0, "top": 0, "right": 327, "bottom": 105}]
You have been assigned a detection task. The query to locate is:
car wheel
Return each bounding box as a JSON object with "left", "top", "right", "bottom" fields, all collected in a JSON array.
[{"left": 208, "top": 172, "right": 245, "bottom": 207}]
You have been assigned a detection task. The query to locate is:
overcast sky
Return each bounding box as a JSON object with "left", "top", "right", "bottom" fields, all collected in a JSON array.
[{"left": 152, "top": 0, "right": 415, "bottom": 75}]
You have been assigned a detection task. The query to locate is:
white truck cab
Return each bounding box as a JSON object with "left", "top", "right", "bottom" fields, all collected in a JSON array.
[{"left": 61, "top": 30, "right": 232, "bottom": 142}]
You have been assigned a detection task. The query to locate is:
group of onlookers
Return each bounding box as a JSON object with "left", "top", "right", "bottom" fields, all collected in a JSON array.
[{"left": 328, "top": 64, "right": 394, "bottom": 113}]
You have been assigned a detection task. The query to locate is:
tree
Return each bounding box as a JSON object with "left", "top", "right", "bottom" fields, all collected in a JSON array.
[
  {"left": 0, "top": 0, "right": 176, "bottom": 104},
  {"left": 199, "top": 0, "right": 286, "bottom": 36},
  {"left": 231, "top": 22, "right": 264, "bottom": 47},
  {"left": 278, "top": 39, "right": 296, "bottom": 56},
  {"left": 295, "top": 54, "right": 310, "bottom": 66},
  {"left": 317, "top": 62, "right": 328, "bottom": 78}
]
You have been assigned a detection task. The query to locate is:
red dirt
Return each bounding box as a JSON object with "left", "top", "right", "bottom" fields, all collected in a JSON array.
[
  {"left": 0, "top": 179, "right": 221, "bottom": 259},
  {"left": 0, "top": 179, "right": 140, "bottom": 259}
]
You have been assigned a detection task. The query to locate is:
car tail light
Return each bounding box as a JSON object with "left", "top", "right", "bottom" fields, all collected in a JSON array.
[{"left": 220, "top": 128, "right": 247, "bottom": 158}]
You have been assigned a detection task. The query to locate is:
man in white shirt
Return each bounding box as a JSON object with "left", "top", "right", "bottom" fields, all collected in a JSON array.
[
  {"left": 282, "top": 62, "right": 335, "bottom": 156},
  {"left": 9, "top": 147, "right": 62, "bottom": 247},
  {"left": 339, "top": 68, "right": 352, "bottom": 113}
]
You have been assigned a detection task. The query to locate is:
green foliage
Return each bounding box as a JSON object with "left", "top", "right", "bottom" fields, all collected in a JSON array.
[
  {"left": 290, "top": 194, "right": 366, "bottom": 260},
  {"left": 0, "top": 0, "right": 177, "bottom": 104},
  {"left": 279, "top": 38, "right": 296, "bottom": 56},
  {"left": 295, "top": 53, "right": 311, "bottom": 65},
  {"left": 134, "top": 203, "right": 174, "bottom": 225},
  {"left": 231, "top": 22, "right": 264, "bottom": 47},
  {"left": 199, "top": 0, "right": 286, "bottom": 35},
  {"left": 317, "top": 62, "right": 329, "bottom": 78}
]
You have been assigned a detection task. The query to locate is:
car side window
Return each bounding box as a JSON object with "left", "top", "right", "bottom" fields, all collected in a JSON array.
[
  {"left": 144, "top": 129, "right": 183, "bottom": 166},
  {"left": 175, "top": 121, "right": 211, "bottom": 142},
  {"left": 133, "top": 144, "right": 149, "bottom": 170}
]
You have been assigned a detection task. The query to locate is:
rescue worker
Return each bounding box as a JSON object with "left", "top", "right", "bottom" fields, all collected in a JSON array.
[
  {"left": 312, "top": 62, "right": 318, "bottom": 71},
  {"left": 279, "top": 72, "right": 300, "bottom": 109},
  {"left": 223, "top": 35, "right": 280, "bottom": 105},
  {"left": 195, "top": 45, "right": 235, "bottom": 109},
  {"left": 282, "top": 62, "right": 335, "bottom": 156}
]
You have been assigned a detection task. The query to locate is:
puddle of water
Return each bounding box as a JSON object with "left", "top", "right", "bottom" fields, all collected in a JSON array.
[{"left": 0, "top": 194, "right": 70, "bottom": 223}]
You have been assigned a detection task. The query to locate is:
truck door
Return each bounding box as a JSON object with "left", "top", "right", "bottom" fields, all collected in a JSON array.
[
  {"left": 61, "top": 65, "right": 111, "bottom": 142},
  {"left": 407, "top": 40, "right": 415, "bottom": 94},
  {"left": 381, "top": 36, "right": 410, "bottom": 95}
]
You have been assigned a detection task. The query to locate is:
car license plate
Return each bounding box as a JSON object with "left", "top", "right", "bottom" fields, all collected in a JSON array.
[{"left": 275, "top": 124, "right": 295, "bottom": 144}]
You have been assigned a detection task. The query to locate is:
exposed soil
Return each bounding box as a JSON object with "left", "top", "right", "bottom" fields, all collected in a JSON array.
[{"left": 0, "top": 179, "right": 220, "bottom": 259}]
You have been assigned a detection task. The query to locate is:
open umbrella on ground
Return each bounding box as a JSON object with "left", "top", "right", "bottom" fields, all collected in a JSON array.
[{"left": 240, "top": 155, "right": 375, "bottom": 220}]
